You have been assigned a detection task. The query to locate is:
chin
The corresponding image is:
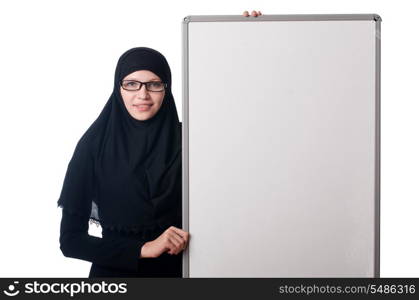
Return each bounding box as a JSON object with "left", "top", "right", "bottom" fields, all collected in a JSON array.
[{"left": 133, "top": 112, "right": 155, "bottom": 121}]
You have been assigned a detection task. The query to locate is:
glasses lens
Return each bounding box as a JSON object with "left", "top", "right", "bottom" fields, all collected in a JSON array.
[
  {"left": 122, "top": 80, "right": 141, "bottom": 90},
  {"left": 146, "top": 82, "right": 165, "bottom": 91}
]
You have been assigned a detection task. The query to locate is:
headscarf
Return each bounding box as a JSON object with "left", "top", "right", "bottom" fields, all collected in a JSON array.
[{"left": 57, "top": 47, "right": 182, "bottom": 234}]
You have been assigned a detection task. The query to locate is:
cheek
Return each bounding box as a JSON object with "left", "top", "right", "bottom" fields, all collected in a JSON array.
[
  {"left": 121, "top": 91, "right": 133, "bottom": 107},
  {"left": 155, "top": 94, "right": 165, "bottom": 108}
]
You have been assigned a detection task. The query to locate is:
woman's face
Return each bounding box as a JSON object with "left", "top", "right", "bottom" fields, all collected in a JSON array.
[{"left": 120, "top": 70, "right": 165, "bottom": 121}]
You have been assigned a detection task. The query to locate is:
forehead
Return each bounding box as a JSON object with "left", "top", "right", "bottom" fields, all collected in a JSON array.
[{"left": 123, "top": 70, "right": 161, "bottom": 81}]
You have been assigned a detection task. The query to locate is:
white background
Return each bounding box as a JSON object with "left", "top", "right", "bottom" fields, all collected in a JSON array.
[{"left": 0, "top": 0, "right": 417, "bottom": 277}]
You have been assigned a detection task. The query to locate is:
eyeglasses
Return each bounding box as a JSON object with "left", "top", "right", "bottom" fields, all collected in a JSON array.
[{"left": 120, "top": 80, "right": 167, "bottom": 92}]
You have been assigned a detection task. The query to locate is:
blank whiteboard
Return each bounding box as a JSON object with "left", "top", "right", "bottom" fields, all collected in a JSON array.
[{"left": 182, "top": 14, "right": 381, "bottom": 278}]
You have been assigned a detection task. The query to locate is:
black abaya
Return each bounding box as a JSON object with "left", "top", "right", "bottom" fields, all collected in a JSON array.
[
  {"left": 60, "top": 209, "right": 182, "bottom": 278},
  {"left": 57, "top": 47, "right": 183, "bottom": 277}
]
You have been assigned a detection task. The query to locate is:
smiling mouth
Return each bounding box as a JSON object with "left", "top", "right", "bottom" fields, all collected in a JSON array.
[{"left": 134, "top": 104, "right": 152, "bottom": 111}]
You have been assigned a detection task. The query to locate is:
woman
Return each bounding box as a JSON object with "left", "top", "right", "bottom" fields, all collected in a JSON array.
[
  {"left": 57, "top": 46, "right": 189, "bottom": 278},
  {"left": 57, "top": 10, "right": 262, "bottom": 278}
]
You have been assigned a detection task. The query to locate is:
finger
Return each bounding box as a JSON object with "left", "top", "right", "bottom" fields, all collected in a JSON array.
[
  {"left": 166, "top": 238, "right": 178, "bottom": 255},
  {"left": 169, "top": 232, "right": 185, "bottom": 248},
  {"left": 172, "top": 242, "right": 180, "bottom": 254},
  {"left": 166, "top": 228, "right": 185, "bottom": 249},
  {"left": 168, "top": 237, "right": 183, "bottom": 255},
  {"left": 168, "top": 234, "right": 182, "bottom": 248},
  {"left": 168, "top": 227, "right": 190, "bottom": 249},
  {"left": 170, "top": 226, "right": 189, "bottom": 241},
  {"left": 170, "top": 232, "right": 188, "bottom": 253},
  {"left": 172, "top": 234, "right": 187, "bottom": 253}
]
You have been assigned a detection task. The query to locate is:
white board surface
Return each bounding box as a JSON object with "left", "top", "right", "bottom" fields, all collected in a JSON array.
[{"left": 182, "top": 14, "right": 381, "bottom": 278}]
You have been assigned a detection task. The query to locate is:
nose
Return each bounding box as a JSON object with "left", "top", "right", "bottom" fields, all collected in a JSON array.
[{"left": 137, "top": 83, "right": 149, "bottom": 99}]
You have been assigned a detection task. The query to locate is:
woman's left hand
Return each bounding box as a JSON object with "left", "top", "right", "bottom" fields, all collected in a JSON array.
[{"left": 243, "top": 10, "right": 262, "bottom": 17}]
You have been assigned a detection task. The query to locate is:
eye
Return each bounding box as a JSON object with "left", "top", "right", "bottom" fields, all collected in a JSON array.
[{"left": 122, "top": 81, "right": 140, "bottom": 89}]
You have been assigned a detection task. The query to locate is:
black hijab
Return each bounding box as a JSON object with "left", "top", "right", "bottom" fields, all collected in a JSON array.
[{"left": 57, "top": 47, "right": 182, "bottom": 234}]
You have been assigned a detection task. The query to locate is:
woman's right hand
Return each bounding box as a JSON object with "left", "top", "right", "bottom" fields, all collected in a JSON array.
[{"left": 140, "top": 226, "right": 190, "bottom": 258}]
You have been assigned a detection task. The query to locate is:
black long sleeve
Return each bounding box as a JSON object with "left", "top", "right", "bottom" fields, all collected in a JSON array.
[
  {"left": 58, "top": 135, "right": 146, "bottom": 272},
  {"left": 59, "top": 209, "right": 145, "bottom": 272}
]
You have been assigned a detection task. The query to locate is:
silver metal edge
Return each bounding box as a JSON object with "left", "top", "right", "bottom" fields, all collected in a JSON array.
[
  {"left": 374, "top": 15, "right": 382, "bottom": 278},
  {"left": 184, "top": 14, "right": 380, "bottom": 23},
  {"left": 182, "top": 16, "right": 190, "bottom": 278}
]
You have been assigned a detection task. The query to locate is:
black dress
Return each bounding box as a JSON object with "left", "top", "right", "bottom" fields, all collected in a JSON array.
[
  {"left": 57, "top": 47, "right": 183, "bottom": 278},
  {"left": 59, "top": 209, "right": 182, "bottom": 278}
]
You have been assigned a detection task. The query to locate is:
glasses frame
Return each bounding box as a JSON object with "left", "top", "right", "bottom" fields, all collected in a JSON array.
[{"left": 120, "top": 79, "right": 168, "bottom": 92}]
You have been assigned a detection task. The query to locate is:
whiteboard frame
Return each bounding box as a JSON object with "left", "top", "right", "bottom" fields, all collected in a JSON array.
[{"left": 181, "top": 14, "right": 381, "bottom": 278}]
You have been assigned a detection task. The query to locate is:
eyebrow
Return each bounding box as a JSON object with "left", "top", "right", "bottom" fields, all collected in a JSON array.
[{"left": 125, "top": 78, "right": 161, "bottom": 81}]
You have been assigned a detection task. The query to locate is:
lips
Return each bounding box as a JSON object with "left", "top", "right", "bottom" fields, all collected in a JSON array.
[{"left": 134, "top": 104, "right": 152, "bottom": 112}]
